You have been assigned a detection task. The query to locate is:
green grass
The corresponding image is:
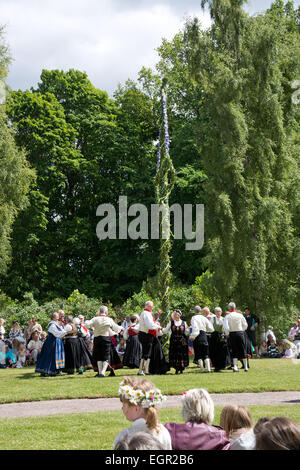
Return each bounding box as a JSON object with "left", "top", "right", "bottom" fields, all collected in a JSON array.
[
  {"left": 1, "top": 405, "right": 300, "bottom": 450},
  {"left": 0, "top": 359, "right": 299, "bottom": 404}
]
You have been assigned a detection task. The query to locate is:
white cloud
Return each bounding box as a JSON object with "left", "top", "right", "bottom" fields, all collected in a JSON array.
[{"left": 1, "top": 0, "right": 211, "bottom": 95}]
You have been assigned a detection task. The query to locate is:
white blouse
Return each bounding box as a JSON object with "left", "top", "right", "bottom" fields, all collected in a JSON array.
[
  {"left": 162, "top": 320, "right": 189, "bottom": 335},
  {"left": 114, "top": 418, "right": 172, "bottom": 450}
]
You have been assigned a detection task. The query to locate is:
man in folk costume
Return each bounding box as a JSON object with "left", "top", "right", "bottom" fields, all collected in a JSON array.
[
  {"left": 138, "top": 301, "right": 161, "bottom": 375},
  {"left": 190, "top": 306, "right": 214, "bottom": 373},
  {"left": 85, "top": 306, "right": 123, "bottom": 378},
  {"left": 223, "top": 302, "right": 249, "bottom": 372}
]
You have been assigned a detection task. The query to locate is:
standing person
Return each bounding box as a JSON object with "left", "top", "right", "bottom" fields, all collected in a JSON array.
[
  {"left": 24, "top": 319, "right": 33, "bottom": 345},
  {"left": 138, "top": 301, "right": 161, "bottom": 376},
  {"left": 162, "top": 309, "right": 189, "bottom": 375},
  {"left": 0, "top": 318, "right": 5, "bottom": 341},
  {"left": 85, "top": 306, "right": 123, "bottom": 378},
  {"left": 73, "top": 317, "right": 93, "bottom": 372},
  {"left": 64, "top": 315, "right": 83, "bottom": 374},
  {"left": 190, "top": 306, "right": 214, "bottom": 373},
  {"left": 123, "top": 315, "right": 142, "bottom": 369},
  {"left": 58, "top": 310, "right": 66, "bottom": 328},
  {"left": 148, "top": 312, "right": 170, "bottom": 376},
  {"left": 106, "top": 327, "right": 123, "bottom": 377},
  {"left": 35, "top": 312, "right": 67, "bottom": 377},
  {"left": 244, "top": 308, "right": 260, "bottom": 357},
  {"left": 209, "top": 308, "right": 231, "bottom": 372},
  {"left": 224, "top": 303, "right": 248, "bottom": 372}
]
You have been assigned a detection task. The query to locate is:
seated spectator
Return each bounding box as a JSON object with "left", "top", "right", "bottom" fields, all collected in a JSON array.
[
  {"left": 40, "top": 331, "right": 47, "bottom": 343},
  {"left": 0, "top": 318, "right": 5, "bottom": 341},
  {"left": 9, "top": 322, "right": 24, "bottom": 343},
  {"left": 24, "top": 319, "right": 33, "bottom": 345},
  {"left": 4, "top": 340, "right": 16, "bottom": 367},
  {"left": 220, "top": 405, "right": 253, "bottom": 442},
  {"left": 258, "top": 341, "right": 268, "bottom": 358},
  {"left": 31, "top": 317, "right": 43, "bottom": 336},
  {"left": 16, "top": 343, "right": 27, "bottom": 368},
  {"left": 265, "top": 326, "right": 276, "bottom": 345},
  {"left": 116, "top": 338, "right": 126, "bottom": 357},
  {"left": 288, "top": 322, "right": 299, "bottom": 341},
  {"left": 230, "top": 417, "right": 270, "bottom": 450},
  {"left": 27, "top": 331, "right": 43, "bottom": 364},
  {"left": 114, "top": 431, "right": 167, "bottom": 450},
  {"left": 255, "top": 417, "right": 300, "bottom": 450},
  {"left": 165, "top": 388, "right": 230, "bottom": 450},
  {"left": 268, "top": 339, "right": 281, "bottom": 358},
  {"left": 282, "top": 339, "right": 296, "bottom": 358},
  {"left": 0, "top": 339, "right": 5, "bottom": 368}
]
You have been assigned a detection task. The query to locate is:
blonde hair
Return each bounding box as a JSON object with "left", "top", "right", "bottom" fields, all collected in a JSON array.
[
  {"left": 220, "top": 405, "right": 253, "bottom": 438},
  {"left": 181, "top": 388, "right": 214, "bottom": 425},
  {"left": 119, "top": 376, "right": 161, "bottom": 432}
]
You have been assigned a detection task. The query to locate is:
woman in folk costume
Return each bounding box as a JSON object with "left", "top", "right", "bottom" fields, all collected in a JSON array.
[
  {"left": 209, "top": 307, "right": 231, "bottom": 372},
  {"left": 35, "top": 312, "right": 67, "bottom": 376},
  {"left": 162, "top": 309, "right": 189, "bottom": 374},
  {"left": 106, "top": 327, "right": 123, "bottom": 377},
  {"left": 148, "top": 311, "right": 170, "bottom": 375},
  {"left": 63, "top": 315, "right": 83, "bottom": 374},
  {"left": 85, "top": 306, "right": 123, "bottom": 378},
  {"left": 138, "top": 301, "right": 161, "bottom": 376},
  {"left": 73, "top": 317, "right": 93, "bottom": 372},
  {"left": 123, "top": 315, "right": 142, "bottom": 369}
]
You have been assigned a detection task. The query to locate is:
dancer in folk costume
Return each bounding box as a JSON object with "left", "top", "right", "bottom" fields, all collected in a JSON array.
[
  {"left": 149, "top": 311, "right": 170, "bottom": 375},
  {"left": 223, "top": 303, "right": 249, "bottom": 372},
  {"left": 73, "top": 317, "right": 93, "bottom": 372},
  {"left": 138, "top": 301, "right": 162, "bottom": 376},
  {"left": 162, "top": 309, "right": 189, "bottom": 374},
  {"left": 106, "top": 327, "right": 123, "bottom": 377},
  {"left": 85, "top": 306, "right": 123, "bottom": 378},
  {"left": 190, "top": 306, "right": 214, "bottom": 373},
  {"left": 35, "top": 312, "right": 67, "bottom": 376},
  {"left": 123, "top": 315, "right": 142, "bottom": 369},
  {"left": 63, "top": 315, "right": 83, "bottom": 374},
  {"left": 209, "top": 307, "right": 231, "bottom": 372}
]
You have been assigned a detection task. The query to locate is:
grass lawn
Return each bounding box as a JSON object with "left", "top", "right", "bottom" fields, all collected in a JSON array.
[
  {"left": 1, "top": 405, "right": 300, "bottom": 450},
  {"left": 0, "top": 358, "right": 299, "bottom": 404}
]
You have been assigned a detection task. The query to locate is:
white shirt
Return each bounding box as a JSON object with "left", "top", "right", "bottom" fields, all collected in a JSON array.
[
  {"left": 114, "top": 418, "right": 172, "bottom": 450},
  {"left": 162, "top": 320, "right": 189, "bottom": 335},
  {"left": 48, "top": 321, "right": 68, "bottom": 338},
  {"left": 139, "top": 310, "right": 160, "bottom": 334},
  {"left": 85, "top": 316, "right": 122, "bottom": 337},
  {"left": 190, "top": 315, "right": 214, "bottom": 339},
  {"left": 0, "top": 326, "right": 5, "bottom": 340},
  {"left": 123, "top": 323, "right": 139, "bottom": 341},
  {"left": 27, "top": 339, "right": 43, "bottom": 351},
  {"left": 223, "top": 312, "right": 248, "bottom": 335},
  {"left": 265, "top": 329, "right": 276, "bottom": 343}
]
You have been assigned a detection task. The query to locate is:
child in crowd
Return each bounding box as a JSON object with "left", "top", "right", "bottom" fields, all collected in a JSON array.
[
  {"left": 0, "top": 318, "right": 5, "bottom": 340},
  {"left": 27, "top": 331, "right": 43, "bottom": 364},
  {"left": 268, "top": 339, "right": 281, "bottom": 358},
  {"left": 16, "top": 343, "right": 27, "bottom": 368},
  {"left": 114, "top": 376, "right": 172, "bottom": 450},
  {"left": 4, "top": 341, "right": 16, "bottom": 367},
  {"left": 282, "top": 339, "right": 296, "bottom": 359},
  {"left": 258, "top": 341, "right": 268, "bottom": 358},
  {"left": 116, "top": 338, "right": 126, "bottom": 358},
  {"left": 220, "top": 405, "right": 253, "bottom": 442},
  {"left": 40, "top": 331, "right": 47, "bottom": 343}
]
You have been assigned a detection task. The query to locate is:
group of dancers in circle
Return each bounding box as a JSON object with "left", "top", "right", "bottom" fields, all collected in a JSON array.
[{"left": 35, "top": 300, "right": 253, "bottom": 377}]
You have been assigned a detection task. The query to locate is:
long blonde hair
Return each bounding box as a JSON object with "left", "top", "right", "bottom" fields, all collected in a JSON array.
[
  {"left": 120, "top": 376, "right": 161, "bottom": 432},
  {"left": 220, "top": 405, "right": 253, "bottom": 438}
]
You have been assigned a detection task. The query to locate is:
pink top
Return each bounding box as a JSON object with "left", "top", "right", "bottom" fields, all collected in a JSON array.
[{"left": 165, "top": 421, "right": 230, "bottom": 450}]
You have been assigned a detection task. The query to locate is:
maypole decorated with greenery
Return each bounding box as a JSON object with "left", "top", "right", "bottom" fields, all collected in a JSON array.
[{"left": 155, "top": 78, "right": 176, "bottom": 323}]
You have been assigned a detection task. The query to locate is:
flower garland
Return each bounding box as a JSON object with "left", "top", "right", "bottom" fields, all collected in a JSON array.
[{"left": 119, "top": 381, "right": 167, "bottom": 408}]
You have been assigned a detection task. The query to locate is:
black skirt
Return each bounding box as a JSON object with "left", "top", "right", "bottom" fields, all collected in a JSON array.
[
  {"left": 92, "top": 335, "right": 112, "bottom": 363},
  {"left": 169, "top": 333, "right": 189, "bottom": 371},
  {"left": 108, "top": 340, "right": 123, "bottom": 370},
  {"left": 193, "top": 331, "right": 209, "bottom": 362},
  {"left": 229, "top": 331, "right": 247, "bottom": 359},
  {"left": 209, "top": 331, "right": 231, "bottom": 370},
  {"left": 64, "top": 337, "right": 82, "bottom": 374},
  {"left": 78, "top": 337, "right": 93, "bottom": 370},
  {"left": 138, "top": 331, "right": 154, "bottom": 359},
  {"left": 149, "top": 337, "right": 170, "bottom": 375},
  {"left": 123, "top": 335, "right": 142, "bottom": 368}
]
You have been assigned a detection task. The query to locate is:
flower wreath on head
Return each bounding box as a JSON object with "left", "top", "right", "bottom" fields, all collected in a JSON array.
[{"left": 118, "top": 381, "right": 167, "bottom": 408}]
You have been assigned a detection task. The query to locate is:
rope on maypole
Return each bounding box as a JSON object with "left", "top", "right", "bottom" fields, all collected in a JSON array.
[{"left": 155, "top": 78, "right": 176, "bottom": 325}]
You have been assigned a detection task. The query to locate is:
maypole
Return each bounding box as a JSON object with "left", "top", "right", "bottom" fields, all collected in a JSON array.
[{"left": 155, "top": 78, "right": 176, "bottom": 324}]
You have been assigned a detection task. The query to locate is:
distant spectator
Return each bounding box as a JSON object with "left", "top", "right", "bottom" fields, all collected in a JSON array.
[
  {"left": 9, "top": 322, "right": 24, "bottom": 342},
  {"left": 116, "top": 338, "right": 126, "bottom": 357},
  {"left": 27, "top": 331, "right": 43, "bottom": 363},
  {"left": 265, "top": 326, "right": 276, "bottom": 345},
  {"left": 220, "top": 405, "right": 253, "bottom": 442},
  {"left": 288, "top": 322, "right": 299, "bottom": 341},
  {"left": 0, "top": 318, "right": 5, "bottom": 341},
  {"left": 4, "top": 341, "right": 16, "bottom": 367},
  {"left": 24, "top": 319, "right": 33, "bottom": 345},
  {"left": 258, "top": 341, "right": 268, "bottom": 358},
  {"left": 31, "top": 317, "right": 43, "bottom": 336},
  {"left": 114, "top": 431, "right": 167, "bottom": 450},
  {"left": 255, "top": 417, "right": 300, "bottom": 450},
  {"left": 268, "top": 339, "right": 281, "bottom": 358},
  {"left": 282, "top": 339, "right": 296, "bottom": 359},
  {"left": 40, "top": 331, "right": 47, "bottom": 343},
  {"left": 16, "top": 343, "right": 27, "bottom": 368}
]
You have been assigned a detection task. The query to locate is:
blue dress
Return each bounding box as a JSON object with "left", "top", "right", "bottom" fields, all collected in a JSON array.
[{"left": 35, "top": 322, "right": 65, "bottom": 376}]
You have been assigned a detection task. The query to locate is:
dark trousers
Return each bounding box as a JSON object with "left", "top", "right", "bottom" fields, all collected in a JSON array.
[
  {"left": 229, "top": 331, "right": 247, "bottom": 359},
  {"left": 138, "top": 331, "right": 154, "bottom": 360}
]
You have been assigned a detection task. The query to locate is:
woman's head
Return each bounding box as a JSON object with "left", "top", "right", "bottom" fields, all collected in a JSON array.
[
  {"left": 51, "top": 312, "right": 59, "bottom": 321},
  {"left": 12, "top": 322, "right": 20, "bottom": 330},
  {"left": 255, "top": 417, "right": 300, "bottom": 450},
  {"left": 181, "top": 388, "right": 214, "bottom": 425},
  {"left": 119, "top": 376, "right": 166, "bottom": 431},
  {"left": 220, "top": 405, "right": 253, "bottom": 437},
  {"left": 65, "top": 315, "right": 74, "bottom": 324},
  {"left": 214, "top": 307, "right": 222, "bottom": 317},
  {"left": 172, "top": 309, "right": 182, "bottom": 321},
  {"left": 0, "top": 318, "right": 5, "bottom": 326},
  {"left": 114, "top": 431, "right": 166, "bottom": 451},
  {"left": 32, "top": 331, "right": 39, "bottom": 341}
]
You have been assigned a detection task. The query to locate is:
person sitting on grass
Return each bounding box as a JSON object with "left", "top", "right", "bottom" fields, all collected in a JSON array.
[
  {"left": 4, "top": 341, "right": 16, "bottom": 368},
  {"left": 27, "top": 331, "right": 43, "bottom": 364},
  {"left": 114, "top": 376, "right": 172, "bottom": 450},
  {"left": 0, "top": 318, "right": 5, "bottom": 341},
  {"left": 255, "top": 417, "right": 300, "bottom": 450},
  {"left": 258, "top": 341, "right": 269, "bottom": 358},
  {"left": 114, "top": 431, "right": 167, "bottom": 450},
  {"left": 282, "top": 339, "right": 296, "bottom": 359},
  {"left": 219, "top": 405, "right": 253, "bottom": 443},
  {"left": 16, "top": 343, "right": 27, "bottom": 368},
  {"left": 268, "top": 339, "right": 281, "bottom": 358},
  {"left": 164, "top": 388, "right": 230, "bottom": 450}
]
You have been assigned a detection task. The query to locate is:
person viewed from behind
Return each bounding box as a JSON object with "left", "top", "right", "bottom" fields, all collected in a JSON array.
[
  {"left": 209, "top": 307, "right": 231, "bottom": 372},
  {"left": 230, "top": 417, "right": 271, "bottom": 451},
  {"left": 220, "top": 405, "right": 253, "bottom": 442},
  {"left": 190, "top": 305, "right": 214, "bottom": 373},
  {"left": 244, "top": 308, "right": 260, "bottom": 356},
  {"left": 138, "top": 301, "right": 162, "bottom": 376},
  {"left": 123, "top": 315, "right": 142, "bottom": 369},
  {"left": 223, "top": 303, "right": 248, "bottom": 372},
  {"left": 165, "top": 388, "right": 230, "bottom": 450},
  {"left": 255, "top": 417, "right": 300, "bottom": 450},
  {"left": 114, "top": 431, "right": 167, "bottom": 450},
  {"left": 265, "top": 326, "right": 276, "bottom": 346}
]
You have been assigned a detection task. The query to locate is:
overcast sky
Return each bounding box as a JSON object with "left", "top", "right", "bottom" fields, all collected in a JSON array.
[{"left": 2, "top": 0, "right": 299, "bottom": 96}]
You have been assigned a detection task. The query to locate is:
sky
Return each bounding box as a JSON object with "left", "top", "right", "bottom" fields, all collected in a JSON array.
[{"left": 1, "top": 0, "right": 299, "bottom": 96}]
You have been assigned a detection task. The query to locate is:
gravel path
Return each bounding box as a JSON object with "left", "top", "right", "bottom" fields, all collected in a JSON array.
[{"left": 1, "top": 391, "right": 300, "bottom": 419}]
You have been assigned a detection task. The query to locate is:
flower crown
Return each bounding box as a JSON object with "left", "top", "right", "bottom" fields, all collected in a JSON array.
[{"left": 119, "top": 381, "right": 167, "bottom": 408}]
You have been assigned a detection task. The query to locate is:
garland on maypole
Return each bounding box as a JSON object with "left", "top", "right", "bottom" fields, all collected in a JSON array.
[{"left": 155, "top": 78, "right": 176, "bottom": 324}]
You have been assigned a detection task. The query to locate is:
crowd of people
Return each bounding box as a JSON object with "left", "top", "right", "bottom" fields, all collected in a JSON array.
[
  {"left": 114, "top": 376, "right": 300, "bottom": 450},
  {"left": 0, "top": 303, "right": 299, "bottom": 375}
]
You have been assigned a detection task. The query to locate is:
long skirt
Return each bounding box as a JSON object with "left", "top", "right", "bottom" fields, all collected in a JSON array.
[
  {"left": 64, "top": 337, "right": 82, "bottom": 374},
  {"left": 123, "top": 335, "right": 142, "bottom": 368},
  {"left": 138, "top": 331, "right": 154, "bottom": 360},
  {"left": 193, "top": 331, "right": 209, "bottom": 363},
  {"left": 78, "top": 337, "right": 93, "bottom": 371},
  {"left": 229, "top": 331, "right": 247, "bottom": 359},
  {"left": 209, "top": 332, "right": 231, "bottom": 370},
  {"left": 92, "top": 336, "right": 111, "bottom": 363},
  {"left": 35, "top": 333, "right": 65, "bottom": 376},
  {"left": 169, "top": 334, "right": 189, "bottom": 371},
  {"left": 149, "top": 337, "right": 170, "bottom": 375}
]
